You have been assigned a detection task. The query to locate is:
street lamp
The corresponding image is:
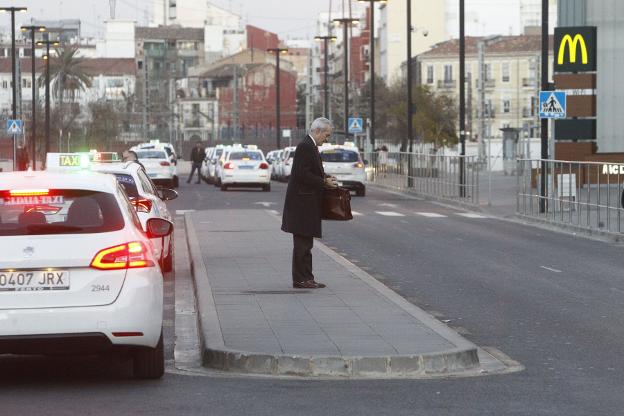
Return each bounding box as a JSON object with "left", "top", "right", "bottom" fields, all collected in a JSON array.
[
  {"left": 333, "top": 17, "right": 359, "bottom": 142},
  {"left": 459, "top": 0, "right": 466, "bottom": 197},
  {"left": 314, "top": 35, "right": 337, "bottom": 119},
  {"left": 267, "top": 47, "right": 288, "bottom": 149},
  {"left": 358, "top": 0, "right": 386, "bottom": 150},
  {"left": 539, "top": 0, "right": 549, "bottom": 213},
  {"left": 406, "top": 0, "right": 415, "bottom": 187},
  {"left": 0, "top": 6, "right": 28, "bottom": 170},
  {"left": 21, "top": 25, "right": 46, "bottom": 170},
  {"left": 36, "top": 37, "right": 60, "bottom": 161}
]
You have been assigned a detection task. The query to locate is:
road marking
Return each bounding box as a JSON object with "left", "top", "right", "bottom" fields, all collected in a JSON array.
[
  {"left": 457, "top": 213, "right": 488, "bottom": 219},
  {"left": 379, "top": 203, "right": 397, "bottom": 208},
  {"left": 266, "top": 210, "right": 280, "bottom": 216},
  {"left": 176, "top": 209, "right": 196, "bottom": 215},
  {"left": 375, "top": 211, "right": 405, "bottom": 217},
  {"left": 254, "top": 202, "right": 275, "bottom": 207},
  {"left": 415, "top": 212, "right": 447, "bottom": 218},
  {"left": 352, "top": 210, "right": 363, "bottom": 216},
  {"left": 540, "top": 266, "right": 562, "bottom": 273}
]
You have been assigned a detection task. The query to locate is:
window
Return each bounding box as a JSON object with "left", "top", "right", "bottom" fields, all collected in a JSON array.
[
  {"left": 444, "top": 65, "right": 453, "bottom": 82},
  {"left": 426, "top": 65, "right": 434, "bottom": 84},
  {"left": 503, "top": 100, "right": 511, "bottom": 113},
  {"left": 320, "top": 149, "right": 360, "bottom": 163},
  {"left": 2, "top": 80, "right": 8, "bottom": 89},
  {"left": 229, "top": 151, "right": 263, "bottom": 161},
  {"left": 501, "top": 62, "right": 510, "bottom": 82}
]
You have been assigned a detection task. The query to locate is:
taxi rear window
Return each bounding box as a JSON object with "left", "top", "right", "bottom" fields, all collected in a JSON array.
[
  {"left": 114, "top": 174, "right": 140, "bottom": 198},
  {"left": 229, "top": 152, "right": 262, "bottom": 161},
  {"left": 0, "top": 190, "right": 124, "bottom": 236},
  {"left": 320, "top": 149, "right": 359, "bottom": 163},
  {"left": 135, "top": 150, "right": 167, "bottom": 159}
]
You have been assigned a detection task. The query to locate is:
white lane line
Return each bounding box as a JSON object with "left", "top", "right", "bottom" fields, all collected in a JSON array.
[
  {"left": 457, "top": 213, "right": 488, "bottom": 219},
  {"left": 415, "top": 212, "right": 447, "bottom": 218},
  {"left": 351, "top": 210, "right": 363, "bottom": 216},
  {"left": 176, "top": 209, "right": 196, "bottom": 215},
  {"left": 375, "top": 211, "right": 405, "bottom": 217},
  {"left": 254, "top": 202, "right": 275, "bottom": 207},
  {"left": 540, "top": 266, "right": 562, "bottom": 273},
  {"left": 378, "top": 203, "right": 397, "bottom": 208},
  {"left": 266, "top": 210, "right": 280, "bottom": 216}
]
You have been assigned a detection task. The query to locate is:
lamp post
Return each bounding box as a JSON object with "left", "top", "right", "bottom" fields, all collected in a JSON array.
[
  {"left": 358, "top": 0, "right": 386, "bottom": 150},
  {"left": 0, "top": 6, "right": 28, "bottom": 171},
  {"left": 539, "top": 0, "right": 549, "bottom": 213},
  {"left": 267, "top": 47, "right": 288, "bottom": 149},
  {"left": 314, "top": 35, "right": 336, "bottom": 119},
  {"left": 459, "top": 0, "right": 466, "bottom": 197},
  {"left": 21, "top": 25, "right": 45, "bottom": 171},
  {"left": 333, "top": 17, "right": 359, "bottom": 142},
  {"left": 36, "top": 37, "right": 59, "bottom": 162}
]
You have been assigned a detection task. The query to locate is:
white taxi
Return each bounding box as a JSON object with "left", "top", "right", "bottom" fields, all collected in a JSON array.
[
  {"left": 218, "top": 147, "right": 271, "bottom": 192},
  {"left": 280, "top": 146, "right": 297, "bottom": 181},
  {"left": 90, "top": 161, "right": 177, "bottom": 272},
  {"left": 131, "top": 148, "right": 177, "bottom": 189},
  {"left": 0, "top": 171, "right": 172, "bottom": 379},
  {"left": 134, "top": 141, "right": 179, "bottom": 188},
  {"left": 320, "top": 143, "right": 367, "bottom": 196}
]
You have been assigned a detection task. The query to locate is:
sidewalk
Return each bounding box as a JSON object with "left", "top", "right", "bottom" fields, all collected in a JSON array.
[{"left": 184, "top": 209, "right": 510, "bottom": 378}]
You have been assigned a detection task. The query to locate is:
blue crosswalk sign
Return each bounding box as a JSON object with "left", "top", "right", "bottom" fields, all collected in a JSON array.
[
  {"left": 6, "top": 119, "right": 23, "bottom": 135},
  {"left": 539, "top": 91, "right": 566, "bottom": 119},
  {"left": 348, "top": 117, "right": 363, "bottom": 134}
]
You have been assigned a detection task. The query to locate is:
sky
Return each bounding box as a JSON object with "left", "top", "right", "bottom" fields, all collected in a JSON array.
[{"left": 0, "top": 0, "right": 530, "bottom": 40}]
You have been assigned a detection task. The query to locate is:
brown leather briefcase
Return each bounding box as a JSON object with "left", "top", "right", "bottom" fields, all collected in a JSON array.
[{"left": 322, "top": 187, "right": 353, "bottom": 221}]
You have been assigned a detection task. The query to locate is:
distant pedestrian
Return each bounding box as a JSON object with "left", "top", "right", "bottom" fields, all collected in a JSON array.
[
  {"left": 378, "top": 145, "right": 389, "bottom": 176},
  {"left": 16, "top": 145, "right": 29, "bottom": 171},
  {"left": 187, "top": 141, "right": 206, "bottom": 184},
  {"left": 282, "top": 117, "right": 338, "bottom": 289}
]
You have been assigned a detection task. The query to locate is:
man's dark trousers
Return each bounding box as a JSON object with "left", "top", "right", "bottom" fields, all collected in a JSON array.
[
  {"left": 187, "top": 163, "right": 202, "bottom": 183},
  {"left": 292, "top": 234, "right": 314, "bottom": 283}
]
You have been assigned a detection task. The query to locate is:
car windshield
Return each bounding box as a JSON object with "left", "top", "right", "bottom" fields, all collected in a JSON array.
[
  {"left": 229, "top": 152, "right": 263, "bottom": 161},
  {"left": 0, "top": 189, "right": 125, "bottom": 236},
  {"left": 135, "top": 150, "right": 167, "bottom": 159},
  {"left": 212, "top": 149, "right": 224, "bottom": 159},
  {"left": 114, "top": 174, "right": 140, "bottom": 198},
  {"left": 320, "top": 149, "right": 359, "bottom": 163}
]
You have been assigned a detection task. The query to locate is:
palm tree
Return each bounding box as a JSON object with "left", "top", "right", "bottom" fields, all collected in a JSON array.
[{"left": 46, "top": 46, "right": 92, "bottom": 104}]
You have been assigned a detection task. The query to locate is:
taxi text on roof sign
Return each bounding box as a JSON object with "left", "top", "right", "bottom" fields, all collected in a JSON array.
[{"left": 554, "top": 26, "right": 597, "bottom": 73}]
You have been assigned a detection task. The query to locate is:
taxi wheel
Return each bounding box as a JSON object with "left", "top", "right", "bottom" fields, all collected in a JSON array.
[
  {"left": 356, "top": 188, "right": 366, "bottom": 197},
  {"left": 220, "top": 184, "right": 228, "bottom": 191},
  {"left": 133, "top": 331, "right": 164, "bottom": 379},
  {"left": 262, "top": 184, "right": 271, "bottom": 192}
]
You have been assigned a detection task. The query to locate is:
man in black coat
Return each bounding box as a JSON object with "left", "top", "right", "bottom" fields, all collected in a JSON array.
[
  {"left": 187, "top": 141, "right": 206, "bottom": 184},
  {"left": 282, "top": 118, "right": 338, "bottom": 289}
]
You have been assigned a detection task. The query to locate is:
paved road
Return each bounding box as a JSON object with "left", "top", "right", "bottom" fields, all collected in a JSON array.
[{"left": 2, "top": 178, "right": 623, "bottom": 415}]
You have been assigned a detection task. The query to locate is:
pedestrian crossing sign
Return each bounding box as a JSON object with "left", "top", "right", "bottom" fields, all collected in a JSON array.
[
  {"left": 6, "top": 119, "right": 23, "bottom": 135},
  {"left": 348, "top": 117, "right": 363, "bottom": 134},
  {"left": 539, "top": 91, "right": 567, "bottom": 119}
]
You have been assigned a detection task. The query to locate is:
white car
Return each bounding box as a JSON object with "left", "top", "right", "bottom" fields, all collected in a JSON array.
[
  {"left": 133, "top": 143, "right": 179, "bottom": 188},
  {"left": 320, "top": 144, "right": 367, "bottom": 196},
  {"left": 273, "top": 149, "right": 285, "bottom": 181},
  {"left": 132, "top": 149, "right": 176, "bottom": 188},
  {"left": 0, "top": 170, "right": 173, "bottom": 379},
  {"left": 218, "top": 148, "right": 271, "bottom": 192},
  {"left": 207, "top": 146, "right": 228, "bottom": 185},
  {"left": 281, "top": 147, "right": 297, "bottom": 180},
  {"left": 200, "top": 147, "right": 214, "bottom": 181},
  {"left": 214, "top": 146, "right": 233, "bottom": 187},
  {"left": 90, "top": 161, "right": 177, "bottom": 272}
]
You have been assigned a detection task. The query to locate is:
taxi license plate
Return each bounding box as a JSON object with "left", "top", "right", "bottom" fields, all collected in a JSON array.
[
  {"left": 239, "top": 166, "right": 253, "bottom": 170},
  {"left": 0, "top": 270, "right": 70, "bottom": 292}
]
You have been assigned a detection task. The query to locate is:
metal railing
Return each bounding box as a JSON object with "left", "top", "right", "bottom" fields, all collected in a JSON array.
[
  {"left": 364, "top": 151, "right": 479, "bottom": 206},
  {"left": 517, "top": 159, "right": 624, "bottom": 235}
]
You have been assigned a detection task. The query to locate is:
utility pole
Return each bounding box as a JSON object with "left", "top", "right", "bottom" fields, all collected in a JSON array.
[
  {"left": 358, "top": 0, "right": 385, "bottom": 150},
  {"left": 539, "top": 0, "right": 549, "bottom": 213},
  {"left": 21, "top": 24, "right": 46, "bottom": 170},
  {"left": 407, "top": 0, "right": 414, "bottom": 186},
  {"left": 305, "top": 47, "right": 313, "bottom": 129},
  {"left": 267, "top": 47, "right": 288, "bottom": 149},
  {"left": 459, "top": 0, "right": 466, "bottom": 197},
  {"left": 314, "top": 35, "right": 336, "bottom": 119},
  {"left": 232, "top": 64, "right": 239, "bottom": 141},
  {"left": 333, "top": 17, "right": 359, "bottom": 142}
]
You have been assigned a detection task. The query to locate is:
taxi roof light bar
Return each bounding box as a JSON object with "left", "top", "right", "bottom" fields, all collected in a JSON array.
[{"left": 10, "top": 189, "right": 50, "bottom": 197}]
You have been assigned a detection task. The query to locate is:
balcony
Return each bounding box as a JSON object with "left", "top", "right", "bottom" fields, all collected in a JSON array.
[{"left": 437, "top": 79, "right": 455, "bottom": 89}]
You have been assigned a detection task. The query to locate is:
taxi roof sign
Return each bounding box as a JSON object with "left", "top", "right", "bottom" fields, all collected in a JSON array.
[{"left": 46, "top": 153, "right": 92, "bottom": 171}]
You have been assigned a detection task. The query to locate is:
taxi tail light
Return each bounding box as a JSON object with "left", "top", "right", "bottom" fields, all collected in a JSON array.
[
  {"left": 160, "top": 161, "right": 171, "bottom": 166},
  {"left": 90, "top": 242, "right": 154, "bottom": 270},
  {"left": 259, "top": 162, "right": 269, "bottom": 170},
  {"left": 223, "top": 162, "right": 235, "bottom": 170},
  {"left": 353, "top": 162, "right": 364, "bottom": 168},
  {"left": 130, "top": 197, "right": 152, "bottom": 213}
]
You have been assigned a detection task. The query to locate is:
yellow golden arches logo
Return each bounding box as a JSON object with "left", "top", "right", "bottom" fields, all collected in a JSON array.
[{"left": 558, "top": 34, "right": 588, "bottom": 65}]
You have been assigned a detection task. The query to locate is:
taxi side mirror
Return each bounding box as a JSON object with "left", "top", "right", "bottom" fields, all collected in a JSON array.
[
  {"left": 158, "top": 188, "right": 178, "bottom": 201},
  {"left": 146, "top": 218, "right": 174, "bottom": 238}
]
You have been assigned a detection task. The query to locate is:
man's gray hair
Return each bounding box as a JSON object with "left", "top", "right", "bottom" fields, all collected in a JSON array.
[{"left": 310, "top": 117, "right": 333, "bottom": 134}]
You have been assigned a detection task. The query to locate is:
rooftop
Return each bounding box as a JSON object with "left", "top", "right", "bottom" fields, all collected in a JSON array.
[
  {"left": 0, "top": 58, "right": 136, "bottom": 76},
  {"left": 420, "top": 34, "right": 554, "bottom": 57},
  {"left": 136, "top": 26, "right": 204, "bottom": 41}
]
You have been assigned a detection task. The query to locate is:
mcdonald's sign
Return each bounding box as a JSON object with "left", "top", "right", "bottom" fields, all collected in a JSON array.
[{"left": 554, "top": 26, "right": 597, "bottom": 73}]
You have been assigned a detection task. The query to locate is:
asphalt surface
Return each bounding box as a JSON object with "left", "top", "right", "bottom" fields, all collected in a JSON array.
[{"left": 2, "top": 176, "right": 624, "bottom": 415}]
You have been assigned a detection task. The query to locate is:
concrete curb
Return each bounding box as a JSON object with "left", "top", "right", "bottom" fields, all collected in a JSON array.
[{"left": 185, "top": 212, "right": 482, "bottom": 378}]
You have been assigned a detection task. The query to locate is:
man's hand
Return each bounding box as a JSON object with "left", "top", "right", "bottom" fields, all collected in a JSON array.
[{"left": 325, "top": 177, "right": 338, "bottom": 188}]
